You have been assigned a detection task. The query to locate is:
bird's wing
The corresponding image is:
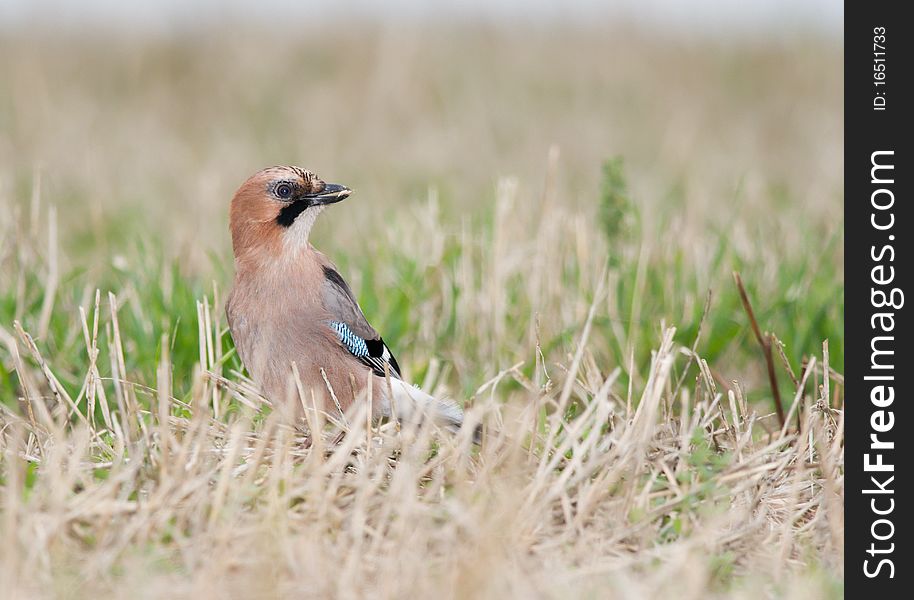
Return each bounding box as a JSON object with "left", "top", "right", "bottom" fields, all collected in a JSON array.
[{"left": 319, "top": 262, "right": 402, "bottom": 379}]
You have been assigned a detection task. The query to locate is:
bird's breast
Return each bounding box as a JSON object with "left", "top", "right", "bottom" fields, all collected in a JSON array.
[{"left": 227, "top": 260, "right": 337, "bottom": 400}]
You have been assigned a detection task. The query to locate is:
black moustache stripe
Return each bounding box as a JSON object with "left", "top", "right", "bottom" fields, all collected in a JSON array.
[{"left": 276, "top": 200, "right": 310, "bottom": 227}]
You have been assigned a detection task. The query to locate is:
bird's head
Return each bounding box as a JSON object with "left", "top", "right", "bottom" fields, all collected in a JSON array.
[{"left": 229, "top": 166, "right": 351, "bottom": 262}]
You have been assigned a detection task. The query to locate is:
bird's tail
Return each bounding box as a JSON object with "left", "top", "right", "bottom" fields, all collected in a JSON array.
[{"left": 384, "top": 377, "right": 466, "bottom": 435}]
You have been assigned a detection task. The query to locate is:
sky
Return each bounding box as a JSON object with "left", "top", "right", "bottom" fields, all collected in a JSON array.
[{"left": 1, "top": 0, "right": 842, "bottom": 35}]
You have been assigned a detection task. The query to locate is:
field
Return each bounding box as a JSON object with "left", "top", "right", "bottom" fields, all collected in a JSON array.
[{"left": 1, "top": 23, "right": 843, "bottom": 598}]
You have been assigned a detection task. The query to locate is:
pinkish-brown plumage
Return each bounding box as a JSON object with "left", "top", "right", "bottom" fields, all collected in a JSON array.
[{"left": 226, "top": 166, "right": 464, "bottom": 430}]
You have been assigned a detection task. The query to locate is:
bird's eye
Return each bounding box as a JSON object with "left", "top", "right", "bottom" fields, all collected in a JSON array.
[{"left": 275, "top": 183, "right": 294, "bottom": 199}]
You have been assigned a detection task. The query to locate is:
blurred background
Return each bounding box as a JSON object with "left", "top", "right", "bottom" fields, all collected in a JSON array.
[
  {"left": 0, "top": 6, "right": 846, "bottom": 595},
  {"left": 1, "top": 1, "right": 843, "bottom": 401}
]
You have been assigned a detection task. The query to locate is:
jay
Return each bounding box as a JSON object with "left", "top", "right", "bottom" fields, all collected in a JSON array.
[{"left": 226, "top": 166, "right": 464, "bottom": 433}]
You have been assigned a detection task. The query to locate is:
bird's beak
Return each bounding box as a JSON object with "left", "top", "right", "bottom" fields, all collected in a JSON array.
[{"left": 306, "top": 183, "right": 351, "bottom": 205}]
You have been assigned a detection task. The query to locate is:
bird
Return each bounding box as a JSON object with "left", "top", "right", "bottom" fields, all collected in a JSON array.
[{"left": 226, "top": 165, "right": 465, "bottom": 435}]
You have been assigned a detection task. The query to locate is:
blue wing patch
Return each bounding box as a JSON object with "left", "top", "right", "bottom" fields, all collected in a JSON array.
[
  {"left": 328, "top": 321, "right": 402, "bottom": 379},
  {"left": 329, "top": 321, "right": 370, "bottom": 357}
]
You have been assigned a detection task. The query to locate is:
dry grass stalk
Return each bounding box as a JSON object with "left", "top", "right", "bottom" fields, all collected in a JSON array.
[{"left": 0, "top": 305, "right": 843, "bottom": 598}]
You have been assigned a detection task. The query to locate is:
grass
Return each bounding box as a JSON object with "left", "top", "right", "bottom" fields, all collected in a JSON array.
[{"left": 0, "top": 23, "right": 843, "bottom": 598}]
